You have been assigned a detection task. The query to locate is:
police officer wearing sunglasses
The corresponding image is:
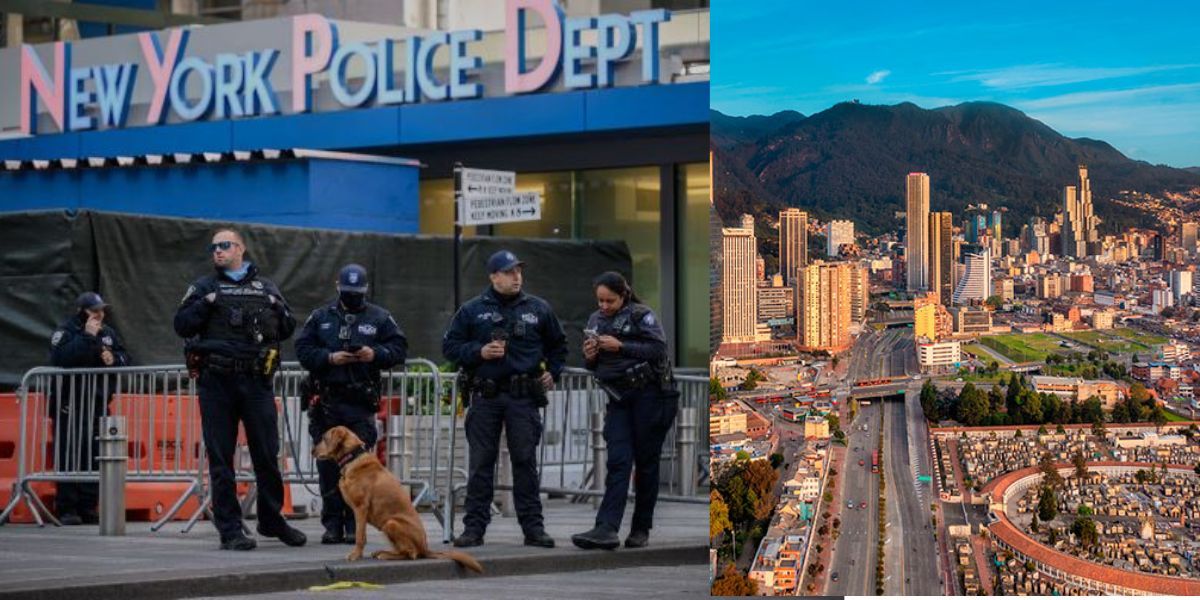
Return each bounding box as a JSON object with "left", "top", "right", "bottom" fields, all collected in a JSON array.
[
  {"left": 295, "top": 264, "right": 407, "bottom": 544},
  {"left": 571, "top": 271, "right": 678, "bottom": 551},
  {"left": 442, "top": 250, "right": 567, "bottom": 549},
  {"left": 173, "top": 228, "right": 305, "bottom": 551}
]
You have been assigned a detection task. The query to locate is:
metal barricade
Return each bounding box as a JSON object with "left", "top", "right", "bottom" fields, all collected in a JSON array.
[{"left": 0, "top": 364, "right": 205, "bottom": 528}]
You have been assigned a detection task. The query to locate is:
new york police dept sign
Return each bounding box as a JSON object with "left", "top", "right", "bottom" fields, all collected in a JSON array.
[{"left": 17, "top": 0, "right": 669, "bottom": 135}]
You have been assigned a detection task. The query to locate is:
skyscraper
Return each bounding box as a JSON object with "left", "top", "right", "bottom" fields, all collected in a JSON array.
[
  {"left": 906, "top": 173, "right": 930, "bottom": 291},
  {"left": 826, "top": 220, "right": 855, "bottom": 256},
  {"left": 952, "top": 248, "right": 991, "bottom": 305},
  {"left": 709, "top": 162, "right": 722, "bottom": 355},
  {"left": 1062, "top": 165, "right": 1099, "bottom": 258},
  {"left": 1182, "top": 222, "right": 1198, "bottom": 257},
  {"left": 721, "top": 218, "right": 757, "bottom": 344},
  {"left": 796, "top": 261, "right": 853, "bottom": 352},
  {"left": 849, "top": 261, "right": 869, "bottom": 323},
  {"left": 779, "top": 208, "right": 807, "bottom": 285},
  {"left": 928, "top": 211, "right": 954, "bottom": 306}
]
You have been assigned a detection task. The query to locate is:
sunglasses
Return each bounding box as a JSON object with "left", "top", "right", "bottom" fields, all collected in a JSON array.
[{"left": 207, "top": 241, "right": 239, "bottom": 253}]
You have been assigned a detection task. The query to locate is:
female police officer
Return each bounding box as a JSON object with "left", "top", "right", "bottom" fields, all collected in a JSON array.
[{"left": 571, "top": 272, "right": 678, "bottom": 550}]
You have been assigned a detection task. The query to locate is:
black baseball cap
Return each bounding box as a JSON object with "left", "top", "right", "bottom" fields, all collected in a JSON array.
[
  {"left": 337, "top": 264, "right": 369, "bottom": 293},
  {"left": 76, "top": 292, "right": 108, "bottom": 310},
  {"left": 487, "top": 250, "right": 525, "bottom": 274}
]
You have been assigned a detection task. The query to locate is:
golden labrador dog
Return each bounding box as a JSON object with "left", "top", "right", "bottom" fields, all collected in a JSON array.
[{"left": 313, "top": 426, "right": 482, "bottom": 572}]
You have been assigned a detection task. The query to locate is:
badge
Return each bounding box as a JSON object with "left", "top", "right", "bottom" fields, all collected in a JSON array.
[
  {"left": 102, "top": 336, "right": 113, "bottom": 346},
  {"left": 51, "top": 331, "right": 63, "bottom": 346},
  {"left": 477, "top": 311, "right": 493, "bottom": 321}
]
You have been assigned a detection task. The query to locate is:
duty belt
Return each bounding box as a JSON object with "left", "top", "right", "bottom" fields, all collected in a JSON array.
[
  {"left": 472, "top": 373, "right": 540, "bottom": 399},
  {"left": 204, "top": 354, "right": 259, "bottom": 374}
]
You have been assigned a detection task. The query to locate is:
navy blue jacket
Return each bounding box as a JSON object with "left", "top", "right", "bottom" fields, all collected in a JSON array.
[
  {"left": 49, "top": 313, "right": 131, "bottom": 368},
  {"left": 442, "top": 287, "right": 568, "bottom": 382},
  {"left": 295, "top": 299, "right": 408, "bottom": 385},
  {"left": 584, "top": 302, "right": 667, "bottom": 382},
  {"left": 173, "top": 263, "right": 296, "bottom": 359}
]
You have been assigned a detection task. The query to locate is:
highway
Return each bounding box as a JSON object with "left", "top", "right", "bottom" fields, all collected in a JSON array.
[
  {"left": 824, "top": 401, "right": 880, "bottom": 596},
  {"left": 881, "top": 392, "right": 941, "bottom": 595}
]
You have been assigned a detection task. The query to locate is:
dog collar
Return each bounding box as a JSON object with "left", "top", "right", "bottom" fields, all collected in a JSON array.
[{"left": 338, "top": 444, "right": 369, "bottom": 469}]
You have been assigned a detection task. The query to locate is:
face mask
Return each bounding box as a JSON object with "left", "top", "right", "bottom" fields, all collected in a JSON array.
[{"left": 339, "top": 291, "right": 366, "bottom": 312}]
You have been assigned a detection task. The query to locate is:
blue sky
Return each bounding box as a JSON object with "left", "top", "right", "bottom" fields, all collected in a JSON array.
[{"left": 712, "top": 0, "right": 1200, "bottom": 168}]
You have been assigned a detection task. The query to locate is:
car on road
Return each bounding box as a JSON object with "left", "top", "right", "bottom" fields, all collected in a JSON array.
[
  {"left": 859, "top": 501, "right": 867, "bottom": 509},
  {"left": 831, "top": 572, "right": 839, "bottom": 582},
  {"left": 859, "top": 459, "right": 865, "bottom": 466},
  {"left": 847, "top": 500, "right": 855, "bottom": 509}
]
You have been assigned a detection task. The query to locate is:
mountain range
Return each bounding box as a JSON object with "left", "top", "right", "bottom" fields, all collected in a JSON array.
[{"left": 712, "top": 102, "right": 1200, "bottom": 237}]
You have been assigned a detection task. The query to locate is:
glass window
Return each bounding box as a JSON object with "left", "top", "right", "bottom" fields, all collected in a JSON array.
[
  {"left": 576, "top": 167, "right": 662, "bottom": 316},
  {"left": 677, "top": 161, "right": 710, "bottom": 368},
  {"left": 418, "top": 178, "right": 480, "bottom": 236},
  {"left": 492, "top": 171, "right": 574, "bottom": 239}
]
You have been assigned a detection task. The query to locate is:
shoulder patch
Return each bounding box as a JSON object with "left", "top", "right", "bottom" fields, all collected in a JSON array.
[
  {"left": 251, "top": 280, "right": 264, "bottom": 290},
  {"left": 51, "top": 331, "right": 63, "bottom": 346},
  {"left": 642, "top": 312, "right": 656, "bottom": 327}
]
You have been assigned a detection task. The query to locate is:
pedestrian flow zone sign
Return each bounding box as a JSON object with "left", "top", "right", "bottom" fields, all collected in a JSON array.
[{"left": 456, "top": 167, "right": 542, "bottom": 226}]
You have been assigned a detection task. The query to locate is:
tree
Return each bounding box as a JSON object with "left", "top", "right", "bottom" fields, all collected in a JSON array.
[
  {"left": 1037, "top": 424, "right": 1048, "bottom": 436},
  {"left": 1038, "top": 485, "right": 1058, "bottom": 522},
  {"left": 1081, "top": 396, "right": 1105, "bottom": 425},
  {"left": 1077, "top": 505, "right": 1094, "bottom": 516},
  {"left": 1072, "top": 450, "right": 1089, "bottom": 480},
  {"left": 1071, "top": 516, "right": 1099, "bottom": 549},
  {"left": 712, "top": 563, "right": 757, "bottom": 596},
  {"left": 986, "top": 295, "right": 1003, "bottom": 310},
  {"left": 1151, "top": 404, "right": 1168, "bottom": 432},
  {"left": 957, "top": 383, "right": 990, "bottom": 426},
  {"left": 769, "top": 453, "right": 784, "bottom": 469},
  {"left": 1039, "top": 454, "right": 1064, "bottom": 489},
  {"left": 735, "top": 450, "right": 751, "bottom": 462},
  {"left": 744, "top": 458, "right": 779, "bottom": 501},
  {"left": 1091, "top": 417, "right": 1106, "bottom": 438},
  {"left": 709, "top": 377, "right": 728, "bottom": 401},
  {"left": 1030, "top": 513, "right": 1039, "bottom": 532},
  {"left": 921, "top": 380, "right": 939, "bottom": 421},
  {"left": 710, "top": 490, "right": 732, "bottom": 541},
  {"left": 1048, "top": 528, "right": 1058, "bottom": 545},
  {"left": 1056, "top": 423, "right": 1066, "bottom": 434}
]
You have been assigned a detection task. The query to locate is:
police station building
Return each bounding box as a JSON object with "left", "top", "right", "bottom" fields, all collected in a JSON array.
[{"left": 0, "top": 1, "right": 710, "bottom": 367}]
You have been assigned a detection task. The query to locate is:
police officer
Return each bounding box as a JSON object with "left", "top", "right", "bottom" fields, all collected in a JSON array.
[
  {"left": 443, "top": 250, "right": 567, "bottom": 548},
  {"left": 173, "top": 228, "right": 305, "bottom": 551},
  {"left": 571, "top": 272, "right": 678, "bottom": 550},
  {"left": 48, "top": 292, "right": 130, "bottom": 525},
  {"left": 295, "top": 264, "right": 407, "bottom": 544}
]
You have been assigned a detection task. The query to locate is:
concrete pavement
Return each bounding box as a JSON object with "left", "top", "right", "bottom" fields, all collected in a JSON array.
[
  {"left": 193, "top": 565, "right": 708, "bottom": 599},
  {"left": 0, "top": 497, "right": 706, "bottom": 600}
]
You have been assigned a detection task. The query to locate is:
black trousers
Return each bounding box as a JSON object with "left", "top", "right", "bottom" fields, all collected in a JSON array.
[
  {"left": 462, "top": 392, "right": 544, "bottom": 536},
  {"left": 197, "top": 370, "right": 288, "bottom": 540},
  {"left": 595, "top": 387, "right": 678, "bottom": 532},
  {"left": 52, "top": 393, "right": 104, "bottom": 516},
  {"left": 308, "top": 399, "right": 377, "bottom": 534}
]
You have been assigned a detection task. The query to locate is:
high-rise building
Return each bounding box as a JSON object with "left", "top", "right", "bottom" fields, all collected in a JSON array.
[
  {"left": 1182, "top": 222, "right": 1198, "bottom": 256},
  {"left": 928, "top": 211, "right": 954, "bottom": 305},
  {"left": 849, "top": 261, "right": 869, "bottom": 323},
  {"left": 1062, "top": 165, "right": 1099, "bottom": 258},
  {"left": 796, "top": 261, "right": 853, "bottom": 352},
  {"left": 952, "top": 248, "right": 991, "bottom": 304},
  {"left": 1172, "top": 270, "right": 1194, "bottom": 303},
  {"left": 721, "top": 218, "right": 757, "bottom": 344},
  {"left": 779, "top": 208, "right": 807, "bottom": 285},
  {"left": 914, "top": 292, "right": 939, "bottom": 341},
  {"left": 709, "top": 176, "right": 723, "bottom": 355},
  {"left": 757, "top": 280, "right": 794, "bottom": 322},
  {"left": 826, "top": 220, "right": 855, "bottom": 256},
  {"left": 990, "top": 210, "right": 1003, "bottom": 240},
  {"left": 1038, "top": 273, "right": 1062, "bottom": 300},
  {"left": 906, "top": 173, "right": 930, "bottom": 292}
]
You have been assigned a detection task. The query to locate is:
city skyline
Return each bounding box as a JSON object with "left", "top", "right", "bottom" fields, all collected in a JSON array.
[{"left": 712, "top": 0, "right": 1200, "bottom": 168}]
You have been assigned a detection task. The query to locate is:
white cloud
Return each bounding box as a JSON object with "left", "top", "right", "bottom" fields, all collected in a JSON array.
[
  {"left": 866, "top": 70, "right": 891, "bottom": 85},
  {"left": 938, "top": 63, "right": 1200, "bottom": 90},
  {"left": 1018, "top": 82, "right": 1200, "bottom": 110}
]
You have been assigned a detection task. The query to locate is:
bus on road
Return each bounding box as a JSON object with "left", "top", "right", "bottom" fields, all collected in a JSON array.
[{"left": 871, "top": 450, "right": 879, "bottom": 474}]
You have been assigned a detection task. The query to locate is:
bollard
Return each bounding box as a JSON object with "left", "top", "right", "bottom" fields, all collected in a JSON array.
[
  {"left": 590, "top": 410, "right": 606, "bottom": 508},
  {"left": 388, "top": 415, "right": 405, "bottom": 481},
  {"left": 676, "top": 407, "right": 697, "bottom": 497},
  {"left": 498, "top": 426, "right": 515, "bottom": 517},
  {"left": 98, "top": 416, "right": 127, "bottom": 536}
]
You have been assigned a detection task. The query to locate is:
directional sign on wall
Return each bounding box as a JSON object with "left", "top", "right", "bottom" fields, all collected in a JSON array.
[{"left": 457, "top": 167, "right": 542, "bottom": 226}]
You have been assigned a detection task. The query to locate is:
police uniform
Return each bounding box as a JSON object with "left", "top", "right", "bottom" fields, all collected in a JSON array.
[
  {"left": 442, "top": 255, "right": 567, "bottom": 547},
  {"left": 572, "top": 302, "right": 678, "bottom": 550},
  {"left": 48, "top": 293, "right": 130, "bottom": 524},
  {"left": 295, "top": 265, "right": 407, "bottom": 543},
  {"left": 173, "top": 262, "right": 304, "bottom": 549}
]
